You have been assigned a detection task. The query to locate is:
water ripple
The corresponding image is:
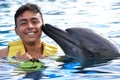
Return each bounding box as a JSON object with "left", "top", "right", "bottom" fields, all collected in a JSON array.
[{"left": 0, "top": 0, "right": 120, "bottom": 80}]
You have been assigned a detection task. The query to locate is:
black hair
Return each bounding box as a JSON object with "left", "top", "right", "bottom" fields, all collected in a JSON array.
[{"left": 14, "top": 3, "right": 43, "bottom": 27}]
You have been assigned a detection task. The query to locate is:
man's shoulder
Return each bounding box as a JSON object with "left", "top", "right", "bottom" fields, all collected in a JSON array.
[{"left": 42, "top": 41, "right": 58, "bottom": 56}]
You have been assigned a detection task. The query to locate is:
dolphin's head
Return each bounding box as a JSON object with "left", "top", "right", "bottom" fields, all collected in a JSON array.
[{"left": 42, "top": 24, "right": 86, "bottom": 64}]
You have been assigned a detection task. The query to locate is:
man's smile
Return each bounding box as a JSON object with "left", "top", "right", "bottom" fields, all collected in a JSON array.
[{"left": 24, "top": 31, "right": 37, "bottom": 36}]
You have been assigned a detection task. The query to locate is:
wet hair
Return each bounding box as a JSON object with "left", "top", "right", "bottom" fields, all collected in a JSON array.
[{"left": 14, "top": 3, "right": 43, "bottom": 27}]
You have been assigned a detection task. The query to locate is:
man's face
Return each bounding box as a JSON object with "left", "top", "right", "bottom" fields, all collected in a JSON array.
[{"left": 15, "top": 10, "right": 43, "bottom": 43}]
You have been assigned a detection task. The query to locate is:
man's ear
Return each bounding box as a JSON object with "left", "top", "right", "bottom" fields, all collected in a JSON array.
[{"left": 14, "top": 27, "right": 19, "bottom": 35}]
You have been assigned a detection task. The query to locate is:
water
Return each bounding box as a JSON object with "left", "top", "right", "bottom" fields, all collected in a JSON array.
[{"left": 0, "top": 0, "right": 120, "bottom": 80}]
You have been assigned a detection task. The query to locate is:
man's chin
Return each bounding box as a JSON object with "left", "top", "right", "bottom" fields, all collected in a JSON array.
[{"left": 24, "top": 39, "right": 38, "bottom": 44}]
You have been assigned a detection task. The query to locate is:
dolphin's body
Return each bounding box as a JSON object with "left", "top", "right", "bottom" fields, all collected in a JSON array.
[{"left": 42, "top": 24, "right": 120, "bottom": 67}]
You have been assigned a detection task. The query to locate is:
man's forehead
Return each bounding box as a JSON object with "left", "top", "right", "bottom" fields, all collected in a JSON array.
[
  {"left": 20, "top": 11, "right": 40, "bottom": 17},
  {"left": 17, "top": 12, "right": 41, "bottom": 20}
]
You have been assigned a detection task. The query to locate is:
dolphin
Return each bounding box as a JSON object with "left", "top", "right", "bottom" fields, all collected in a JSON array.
[{"left": 42, "top": 24, "right": 120, "bottom": 67}]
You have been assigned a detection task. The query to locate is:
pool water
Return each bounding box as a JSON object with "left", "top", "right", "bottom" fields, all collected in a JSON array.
[{"left": 0, "top": 0, "right": 120, "bottom": 80}]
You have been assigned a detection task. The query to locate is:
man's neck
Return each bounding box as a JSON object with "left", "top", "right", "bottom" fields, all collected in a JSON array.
[{"left": 23, "top": 40, "right": 43, "bottom": 59}]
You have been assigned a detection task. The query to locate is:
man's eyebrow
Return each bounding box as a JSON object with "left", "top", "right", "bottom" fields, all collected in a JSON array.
[
  {"left": 31, "top": 18, "right": 38, "bottom": 20},
  {"left": 19, "top": 19, "right": 27, "bottom": 22},
  {"left": 19, "top": 17, "right": 39, "bottom": 22}
]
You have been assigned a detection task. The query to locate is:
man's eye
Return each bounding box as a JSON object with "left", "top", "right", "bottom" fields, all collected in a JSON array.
[
  {"left": 32, "top": 20, "right": 38, "bottom": 24},
  {"left": 20, "top": 22, "right": 27, "bottom": 26}
]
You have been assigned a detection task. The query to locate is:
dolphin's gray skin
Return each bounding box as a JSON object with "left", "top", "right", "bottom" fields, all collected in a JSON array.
[{"left": 42, "top": 24, "right": 120, "bottom": 67}]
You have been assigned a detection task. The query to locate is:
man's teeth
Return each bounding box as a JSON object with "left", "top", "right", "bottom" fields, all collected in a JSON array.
[{"left": 27, "top": 32, "right": 35, "bottom": 34}]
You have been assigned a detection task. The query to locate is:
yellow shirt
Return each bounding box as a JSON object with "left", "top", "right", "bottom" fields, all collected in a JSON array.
[{"left": 8, "top": 40, "right": 57, "bottom": 57}]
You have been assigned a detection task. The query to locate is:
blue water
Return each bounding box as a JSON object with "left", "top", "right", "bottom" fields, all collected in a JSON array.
[{"left": 0, "top": 0, "right": 120, "bottom": 80}]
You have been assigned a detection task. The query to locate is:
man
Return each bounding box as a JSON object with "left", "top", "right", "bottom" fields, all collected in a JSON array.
[{"left": 0, "top": 3, "right": 57, "bottom": 60}]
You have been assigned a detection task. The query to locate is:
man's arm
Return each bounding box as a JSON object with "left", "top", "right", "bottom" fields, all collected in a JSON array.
[{"left": 0, "top": 47, "right": 9, "bottom": 57}]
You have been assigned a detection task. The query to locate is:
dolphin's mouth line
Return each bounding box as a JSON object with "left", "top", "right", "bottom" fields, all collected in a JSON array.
[{"left": 42, "top": 24, "right": 80, "bottom": 47}]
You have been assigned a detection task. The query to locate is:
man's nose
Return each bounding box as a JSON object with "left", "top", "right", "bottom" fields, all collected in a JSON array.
[{"left": 27, "top": 22, "right": 34, "bottom": 29}]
